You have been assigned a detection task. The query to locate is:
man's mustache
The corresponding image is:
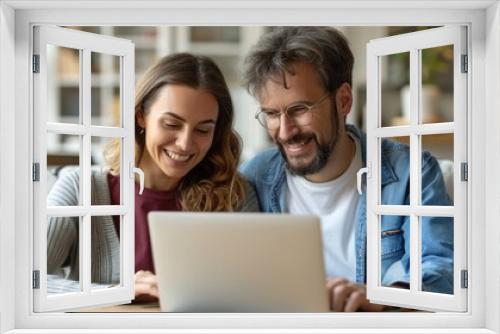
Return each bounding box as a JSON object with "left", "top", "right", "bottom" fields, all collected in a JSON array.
[{"left": 277, "top": 133, "right": 314, "bottom": 146}]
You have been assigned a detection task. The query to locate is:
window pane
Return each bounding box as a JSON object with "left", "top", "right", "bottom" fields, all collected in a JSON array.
[
  {"left": 421, "top": 45, "right": 454, "bottom": 124},
  {"left": 380, "top": 136, "right": 410, "bottom": 205},
  {"left": 380, "top": 52, "right": 410, "bottom": 127},
  {"left": 47, "top": 133, "right": 81, "bottom": 206},
  {"left": 47, "top": 45, "right": 80, "bottom": 124},
  {"left": 380, "top": 215, "right": 410, "bottom": 290},
  {"left": 91, "top": 52, "right": 121, "bottom": 127},
  {"left": 91, "top": 215, "right": 121, "bottom": 290},
  {"left": 91, "top": 137, "right": 121, "bottom": 205},
  {"left": 421, "top": 134, "right": 453, "bottom": 206},
  {"left": 420, "top": 216, "right": 454, "bottom": 294},
  {"left": 47, "top": 216, "right": 81, "bottom": 295}
]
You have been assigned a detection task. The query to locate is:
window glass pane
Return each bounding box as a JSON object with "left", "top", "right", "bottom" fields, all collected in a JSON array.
[
  {"left": 421, "top": 134, "right": 453, "bottom": 206},
  {"left": 47, "top": 216, "right": 81, "bottom": 294},
  {"left": 380, "top": 136, "right": 410, "bottom": 205},
  {"left": 380, "top": 52, "right": 410, "bottom": 127},
  {"left": 91, "top": 137, "right": 121, "bottom": 205},
  {"left": 421, "top": 45, "right": 454, "bottom": 124},
  {"left": 91, "top": 215, "right": 121, "bottom": 290},
  {"left": 47, "top": 133, "right": 81, "bottom": 206},
  {"left": 47, "top": 45, "right": 80, "bottom": 124},
  {"left": 420, "top": 216, "right": 454, "bottom": 294},
  {"left": 91, "top": 52, "right": 121, "bottom": 127},
  {"left": 380, "top": 215, "right": 410, "bottom": 290}
]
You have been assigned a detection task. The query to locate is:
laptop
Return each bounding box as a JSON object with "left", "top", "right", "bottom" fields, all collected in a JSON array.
[{"left": 148, "top": 212, "right": 329, "bottom": 313}]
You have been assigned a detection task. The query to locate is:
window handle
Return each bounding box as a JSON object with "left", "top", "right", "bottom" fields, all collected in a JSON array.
[
  {"left": 356, "top": 162, "right": 371, "bottom": 195},
  {"left": 130, "top": 162, "right": 145, "bottom": 195}
]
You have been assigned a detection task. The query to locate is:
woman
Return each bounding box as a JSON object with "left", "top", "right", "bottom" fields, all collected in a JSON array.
[{"left": 47, "top": 53, "right": 260, "bottom": 301}]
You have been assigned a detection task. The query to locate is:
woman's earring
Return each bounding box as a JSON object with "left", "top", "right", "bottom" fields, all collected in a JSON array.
[{"left": 139, "top": 127, "right": 145, "bottom": 135}]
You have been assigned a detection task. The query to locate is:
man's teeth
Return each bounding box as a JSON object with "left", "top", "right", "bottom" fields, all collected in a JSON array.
[
  {"left": 166, "top": 150, "right": 191, "bottom": 162},
  {"left": 287, "top": 140, "right": 308, "bottom": 148}
]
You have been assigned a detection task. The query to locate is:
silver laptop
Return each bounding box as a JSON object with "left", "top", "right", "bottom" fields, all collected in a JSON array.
[{"left": 148, "top": 212, "right": 329, "bottom": 313}]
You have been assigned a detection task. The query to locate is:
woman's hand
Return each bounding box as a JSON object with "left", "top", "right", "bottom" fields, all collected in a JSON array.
[
  {"left": 134, "top": 270, "right": 159, "bottom": 302},
  {"left": 326, "top": 277, "right": 386, "bottom": 312}
]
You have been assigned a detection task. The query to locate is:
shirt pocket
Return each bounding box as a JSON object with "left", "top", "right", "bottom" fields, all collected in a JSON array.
[{"left": 381, "top": 229, "right": 404, "bottom": 259}]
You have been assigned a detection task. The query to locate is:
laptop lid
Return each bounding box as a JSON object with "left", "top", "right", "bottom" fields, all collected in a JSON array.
[{"left": 148, "top": 212, "right": 329, "bottom": 312}]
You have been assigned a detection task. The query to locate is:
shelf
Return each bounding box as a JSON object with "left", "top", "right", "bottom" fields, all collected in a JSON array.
[
  {"left": 190, "top": 27, "right": 240, "bottom": 43},
  {"left": 186, "top": 42, "right": 241, "bottom": 56},
  {"left": 47, "top": 153, "right": 80, "bottom": 166},
  {"left": 57, "top": 74, "right": 120, "bottom": 87},
  {"left": 393, "top": 133, "right": 453, "bottom": 145}
]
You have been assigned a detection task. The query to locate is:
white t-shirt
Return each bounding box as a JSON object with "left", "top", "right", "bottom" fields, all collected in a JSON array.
[{"left": 286, "top": 136, "right": 362, "bottom": 281}]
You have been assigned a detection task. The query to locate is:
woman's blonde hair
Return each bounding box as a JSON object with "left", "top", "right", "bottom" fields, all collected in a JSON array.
[{"left": 104, "top": 53, "right": 246, "bottom": 211}]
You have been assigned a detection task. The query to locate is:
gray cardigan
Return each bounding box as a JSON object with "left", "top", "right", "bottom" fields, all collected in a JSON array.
[{"left": 47, "top": 167, "right": 260, "bottom": 293}]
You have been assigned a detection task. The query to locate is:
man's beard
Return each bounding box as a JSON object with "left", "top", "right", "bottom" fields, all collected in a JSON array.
[
  {"left": 278, "top": 107, "right": 339, "bottom": 176},
  {"left": 278, "top": 134, "right": 335, "bottom": 176}
]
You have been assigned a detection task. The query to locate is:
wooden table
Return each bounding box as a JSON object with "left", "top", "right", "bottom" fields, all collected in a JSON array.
[{"left": 76, "top": 301, "right": 161, "bottom": 313}]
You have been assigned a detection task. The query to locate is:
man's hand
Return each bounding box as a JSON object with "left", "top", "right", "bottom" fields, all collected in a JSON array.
[
  {"left": 134, "top": 270, "right": 159, "bottom": 302},
  {"left": 326, "top": 277, "right": 386, "bottom": 312}
]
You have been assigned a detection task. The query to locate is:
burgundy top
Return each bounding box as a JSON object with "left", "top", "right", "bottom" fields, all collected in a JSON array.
[{"left": 107, "top": 173, "right": 180, "bottom": 273}]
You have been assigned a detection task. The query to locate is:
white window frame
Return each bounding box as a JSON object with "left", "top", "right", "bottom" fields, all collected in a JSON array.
[
  {"left": 365, "top": 26, "right": 468, "bottom": 312},
  {"left": 32, "top": 25, "right": 136, "bottom": 312},
  {"left": 0, "top": 1, "right": 499, "bottom": 333}
]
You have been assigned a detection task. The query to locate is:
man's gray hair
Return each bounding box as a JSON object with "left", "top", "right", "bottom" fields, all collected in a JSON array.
[{"left": 242, "top": 26, "right": 354, "bottom": 97}]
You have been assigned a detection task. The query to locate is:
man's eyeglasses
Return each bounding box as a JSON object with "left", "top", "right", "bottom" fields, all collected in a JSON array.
[{"left": 254, "top": 93, "right": 331, "bottom": 130}]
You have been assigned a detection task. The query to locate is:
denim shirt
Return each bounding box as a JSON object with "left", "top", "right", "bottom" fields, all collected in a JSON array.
[{"left": 240, "top": 125, "right": 453, "bottom": 294}]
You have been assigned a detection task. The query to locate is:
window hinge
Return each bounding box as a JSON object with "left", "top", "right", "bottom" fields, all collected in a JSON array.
[
  {"left": 32, "top": 54, "right": 40, "bottom": 73},
  {"left": 32, "top": 270, "right": 40, "bottom": 289},
  {"left": 461, "top": 162, "right": 468, "bottom": 182},
  {"left": 32, "top": 163, "right": 40, "bottom": 182},
  {"left": 461, "top": 54, "right": 468, "bottom": 73},
  {"left": 461, "top": 269, "right": 468, "bottom": 289}
]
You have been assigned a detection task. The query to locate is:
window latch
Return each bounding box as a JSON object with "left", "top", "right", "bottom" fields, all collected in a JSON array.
[
  {"left": 130, "top": 162, "right": 144, "bottom": 195},
  {"left": 356, "top": 162, "right": 371, "bottom": 195}
]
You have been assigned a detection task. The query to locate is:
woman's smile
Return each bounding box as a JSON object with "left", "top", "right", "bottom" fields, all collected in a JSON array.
[{"left": 163, "top": 148, "right": 193, "bottom": 163}]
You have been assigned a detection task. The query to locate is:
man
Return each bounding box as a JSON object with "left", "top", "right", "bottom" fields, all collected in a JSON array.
[{"left": 240, "top": 27, "right": 453, "bottom": 312}]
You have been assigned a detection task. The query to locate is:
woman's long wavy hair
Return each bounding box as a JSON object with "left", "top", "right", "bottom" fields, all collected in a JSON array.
[{"left": 104, "top": 53, "right": 246, "bottom": 211}]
